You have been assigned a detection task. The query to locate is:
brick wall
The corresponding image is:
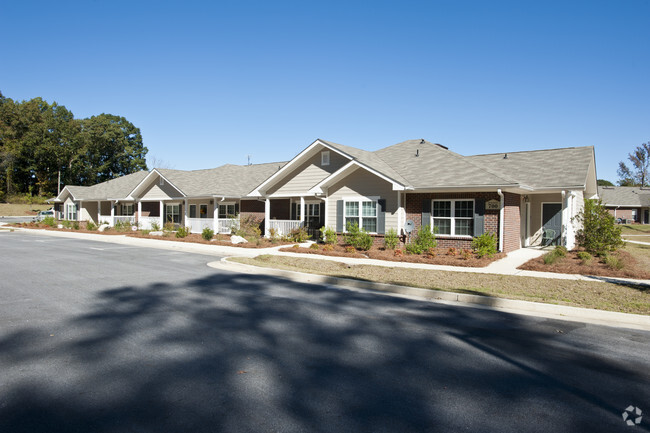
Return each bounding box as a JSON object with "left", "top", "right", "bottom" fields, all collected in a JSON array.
[
  {"left": 240, "top": 199, "right": 265, "bottom": 223},
  {"left": 606, "top": 207, "right": 638, "bottom": 222},
  {"left": 404, "top": 192, "right": 519, "bottom": 252}
]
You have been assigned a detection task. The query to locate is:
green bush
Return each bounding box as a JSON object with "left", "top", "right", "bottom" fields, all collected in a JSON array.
[
  {"left": 61, "top": 220, "right": 71, "bottom": 228},
  {"left": 553, "top": 245, "right": 567, "bottom": 257},
  {"left": 41, "top": 216, "right": 55, "bottom": 227},
  {"left": 289, "top": 227, "right": 310, "bottom": 243},
  {"left": 574, "top": 198, "right": 624, "bottom": 256},
  {"left": 543, "top": 252, "right": 559, "bottom": 265},
  {"left": 309, "top": 243, "right": 319, "bottom": 250},
  {"left": 319, "top": 226, "right": 338, "bottom": 245},
  {"left": 150, "top": 222, "right": 160, "bottom": 231},
  {"left": 175, "top": 226, "right": 190, "bottom": 238},
  {"left": 383, "top": 228, "right": 399, "bottom": 250},
  {"left": 472, "top": 232, "right": 498, "bottom": 258},
  {"left": 344, "top": 222, "right": 373, "bottom": 251},
  {"left": 72, "top": 221, "right": 80, "bottom": 230},
  {"left": 577, "top": 251, "right": 592, "bottom": 265},
  {"left": 406, "top": 224, "right": 437, "bottom": 254},
  {"left": 86, "top": 221, "right": 97, "bottom": 231},
  {"left": 604, "top": 254, "right": 624, "bottom": 270},
  {"left": 202, "top": 227, "right": 214, "bottom": 241}
]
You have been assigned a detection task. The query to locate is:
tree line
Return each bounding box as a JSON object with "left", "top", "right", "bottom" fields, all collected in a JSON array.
[{"left": 0, "top": 90, "right": 148, "bottom": 200}]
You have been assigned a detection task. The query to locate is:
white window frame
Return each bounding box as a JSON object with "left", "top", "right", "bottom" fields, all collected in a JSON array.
[
  {"left": 431, "top": 199, "right": 474, "bottom": 237},
  {"left": 343, "top": 196, "right": 379, "bottom": 234},
  {"left": 218, "top": 202, "right": 237, "bottom": 219},
  {"left": 321, "top": 151, "right": 330, "bottom": 166},
  {"left": 189, "top": 204, "right": 197, "bottom": 218},
  {"left": 199, "top": 203, "right": 209, "bottom": 219},
  {"left": 165, "top": 204, "right": 180, "bottom": 224},
  {"left": 122, "top": 204, "right": 134, "bottom": 216},
  {"left": 65, "top": 203, "right": 77, "bottom": 221}
]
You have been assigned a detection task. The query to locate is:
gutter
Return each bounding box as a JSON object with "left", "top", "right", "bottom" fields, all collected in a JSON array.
[{"left": 497, "top": 189, "right": 504, "bottom": 252}]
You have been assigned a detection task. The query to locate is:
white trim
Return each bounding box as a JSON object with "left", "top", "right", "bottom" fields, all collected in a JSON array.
[
  {"left": 310, "top": 160, "right": 406, "bottom": 194},
  {"left": 497, "top": 190, "right": 504, "bottom": 252},
  {"left": 431, "top": 198, "right": 476, "bottom": 238},
  {"left": 126, "top": 169, "right": 185, "bottom": 200},
  {"left": 342, "top": 196, "right": 380, "bottom": 234}
]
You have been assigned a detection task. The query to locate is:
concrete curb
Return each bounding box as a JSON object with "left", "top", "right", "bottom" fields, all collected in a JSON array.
[{"left": 211, "top": 258, "right": 650, "bottom": 331}]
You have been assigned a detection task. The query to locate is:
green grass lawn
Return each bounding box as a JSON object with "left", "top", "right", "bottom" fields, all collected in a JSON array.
[
  {"left": 0, "top": 203, "right": 51, "bottom": 216},
  {"left": 621, "top": 224, "right": 650, "bottom": 235},
  {"left": 231, "top": 255, "right": 650, "bottom": 315}
]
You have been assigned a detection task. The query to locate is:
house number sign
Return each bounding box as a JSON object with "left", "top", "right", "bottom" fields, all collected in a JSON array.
[{"left": 485, "top": 199, "right": 500, "bottom": 210}]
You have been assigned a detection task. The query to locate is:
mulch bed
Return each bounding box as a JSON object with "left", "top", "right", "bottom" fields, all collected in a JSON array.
[
  {"left": 278, "top": 244, "right": 504, "bottom": 267},
  {"left": 11, "top": 222, "right": 292, "bottom": 249},
  {"left": 518, "top": 249, "right": 650, "bottom": 280}
]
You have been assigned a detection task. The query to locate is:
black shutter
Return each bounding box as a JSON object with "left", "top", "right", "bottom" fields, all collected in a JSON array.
[
  {"left": 377, "top": 199, "right": 386, "bottom": 234},
  {"left": 422, "top": 199, "right": 431, "bottom": 229},
  {"left": 474, "top": 199, "right": 485, "bottom": 236},
  {"left": 291, "top": 203, "right": 297, "bottom": 220},
  {"left": 336, "top": 200, "right": 343, "bottom": 232},
  {"left": 320, "top": 202, "right": 325, "bottom": 227},
  {"left": 234, "top": 203, "right": 240, "bottom": 215}
]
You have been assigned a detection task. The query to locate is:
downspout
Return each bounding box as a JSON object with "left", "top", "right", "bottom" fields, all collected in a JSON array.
[
  {"left": 561, "top": 190, "right": 566, "bottom": 247},
  {"left": 497, "top": 189, "right": 504, "bottom": 252}
]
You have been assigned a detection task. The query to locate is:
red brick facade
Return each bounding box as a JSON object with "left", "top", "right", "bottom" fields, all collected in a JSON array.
[
  {"left": 404, "top": 192, "right": 521, "bottom": 253},
  {"left": 606, "top": 207, "right": 639, "bottom": 222},
  {"left": 240, "top": 199, "right": 265, "bottom": 223}
]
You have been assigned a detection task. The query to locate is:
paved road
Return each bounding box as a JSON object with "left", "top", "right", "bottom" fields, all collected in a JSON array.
[
  {"left": 0, "top": 216, "right": 35, "bottom": 224},
  {"left": 0, "top": 231, "right": 649, "bottom": 432}
]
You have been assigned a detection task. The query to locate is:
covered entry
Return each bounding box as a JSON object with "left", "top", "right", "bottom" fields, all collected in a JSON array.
[{"left": 542, "top": 203, "right": 562, "bottom": 246}]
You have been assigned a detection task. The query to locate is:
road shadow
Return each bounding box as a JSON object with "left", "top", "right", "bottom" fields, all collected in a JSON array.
[{"left": 0, "top": 271, "right": 648, "bottom": 432}]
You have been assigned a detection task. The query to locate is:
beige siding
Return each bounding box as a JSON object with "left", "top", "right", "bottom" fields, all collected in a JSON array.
[
  {"left": 140, "top": 179, "right": 183, "bottom": 200},
  {"left": 528, "top": 193, "right": 563, "bottom": 246},
  {"left": 186, "top": 199, "right": 215, "bottom": 218},
  {"left": 81, "top": 202, "right": 99, "bottom": 223},
  {"left": 267, "top": 150, "right": 349, "bottom": 195},
  {"left": 326, "top": 168, "right": 398, "bottom": 232}
]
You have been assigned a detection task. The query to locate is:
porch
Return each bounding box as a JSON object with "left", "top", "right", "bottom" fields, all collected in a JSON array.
[{"left": 262, "top": 197, "right": 324, "bottom": 239}]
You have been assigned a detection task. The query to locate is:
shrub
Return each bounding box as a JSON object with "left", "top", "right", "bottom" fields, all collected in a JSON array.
[
  {"left": 383, "top": 228, "right": 399, "bottom": 250},
  {"left": 405, "top": 224, "right": 437, "bottom": 254},
  {"left": 41, "top": 216, "right": 55, "bottom": 227},
  {"left": 322, "top": 244, "right": 334, "bottom": 251},
  {"left": 447, "top": 247, "right": 457, "bottom": 256},
  {"left": 150, "top": 222, "right": 160, "bottom": 231},
  {"left": 309, "top": 243, "right": 319, "bottom": 250},
  {"left": 345, "top": 246, "right": 356, "bottom": 254},
  {"left": 72, "top": 221, "right": 80, "bottom": 230},
  {"left": 163, "top": 222, "right": 176, "bottom": 232},
  {"left": 202, "top": 227, "right": 214, "bottom": 241},
  {"left": 268, "top": 227, "right": 279, "bottom": 240},
  {"left": 554, "top": 245, "right": 568, "bottom": 257},
  {"left": 577, "top": 251, "right": 592, "bottom": 265},
  {"left": 319, "top": 226, "right": 338, "bottom": 245},
  {"left": 288, "top": 227, "right": 310, "bottom": 243},
  {"left": 574, "top": 198, "right": 624, "bottom": 256},
  {"left": 426, "top": 247, "right": 437, "bottom": 257},
  {"left": 344, "top": 222, "right": 373, "bottom": 251},
  {"left": 543, "top": 252, "right": 559, "bottom": 265},
  {"left": 86, "top": 221, "right": 97, "bottom": 231},
  {"left": 175, "top": 226, "right": 190, "bottom": 238},
  {"left": 604, "top": 254, "right": 624, "bottom": 270},
  {"left": 234, "top": 216, "right": 262, "bottom": 239},
  {"left": 460, "top": 249, "right": 473, "bottom": 260},
  {"left": 61, "top": 220, "right": 71, "bottom": 228},
  {"left": 472, "top": 232, "right": 498, "bottom": 258}
]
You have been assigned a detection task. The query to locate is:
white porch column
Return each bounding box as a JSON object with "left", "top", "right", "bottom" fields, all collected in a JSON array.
[
  {"left": 324, "top": 196, "right": 328, "bottom": 228},
  {"left": 137, "top": 201, "right": 142, "bottom": 227},
  {"left": 110, "top": 200, "right": 115, "bottom": 226},
  {"left": 397, "top": 191, "right": 402, "bottom": 236},
  {"left": 213, "top": 200, "right": 219, "bottom": 233},
  {"left": 159, "top": 200, "right": 164, "bottom": 228},
  {"left": 300, "top": 196, "right": 305, "bottom": 225},
  {"left": 78, "top": 201, "right": 83, "bottom": 221},
  {"left": 264, "top": 198, "right": 271, "bottom": 237},
  {"left": 97, "top": 201, "right": 101, "bottom": 224},
  {"left": 184, "top": 199, "right": 188, "bottom": 227}
]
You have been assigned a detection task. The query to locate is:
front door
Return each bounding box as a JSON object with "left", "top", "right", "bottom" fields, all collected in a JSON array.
[
  {"left": 305, "top": 203, "right": 324, "bottom": 240},
  {"left": 542, "top": 203, "right": 562, "bottom": 246}
]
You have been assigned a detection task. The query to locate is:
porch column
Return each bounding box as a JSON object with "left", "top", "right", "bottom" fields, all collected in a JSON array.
[
  {"left": 324, "top": 196, "right": 328, "bottom": 228},
  {"left": 159, "top": 200, "right": 164, "bottom": 229},
  {"left": 97, "top": 201, "right": 101, "bottom": 224},
  {"left": 78, "top": 201, "right": 83, "bottom": 221},
  {"left": 213, "top": 200, "right": 219, "bottom": 234},
  {"left": 110, "top": 200, "right": 115, "bottom": 227},
  {"left": 300, "top": 196, "right": 305, "bottom": 226},
  {"left": 397, "top": 191, "right": 402, "bottom": 235},
  {"left": 137, "top": 201, "right": 142, "bottom": 226},
  {"left": 184, "top": 198, "right": 188, "bottom": 227},
  {"left": 264, "top": 198, "right": 271, "bottom": 238}
]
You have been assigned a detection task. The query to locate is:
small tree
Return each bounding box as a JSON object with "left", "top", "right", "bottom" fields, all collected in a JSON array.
[
  {"left": 617, "top": 142, "right": 650, "bottom": 186},
  {"left": 573, "top": 198, "right": 624, "bottom": 256}
]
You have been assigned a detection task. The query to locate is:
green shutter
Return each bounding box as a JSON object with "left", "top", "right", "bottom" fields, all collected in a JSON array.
[
  {"left": 336, "top": 200, "right": 343, "bottom": 232},
  {"left": 474, "top": 199, "right": 485, "bottom": 236},
  {"left": 377, "top": 199, "right": 386, "bottom": 234},
  {"left": 422, "top": 200, "right": 431, "bottom": 229}
]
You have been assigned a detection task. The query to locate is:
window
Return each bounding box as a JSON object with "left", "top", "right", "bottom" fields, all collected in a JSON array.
[
  {"left": 321, "top": 151, "right": 330, "bottom": 166},
  {"left": 122, "top": 204, "right": 134, "bottom": 216},
  {"left": 345, "top": 199, "right": 378, "bottom": 232},
  {"left": 296, "top": 203, "right": 320, "bottom": 220},
  {"left": 165, "top": 204, "right": 180, "bottom": 224},
  {"left": 65, "top": 203, "right": 77, "bottom": 221},
  {"left": 189, "top": 204, "right": 197, "bottom": 218},
  {"left": 218, "top": 204, "right": 237, "bottom": 218},
  {"left": 432, "top": 199, "right": 474, "bottom": 236},
  {"left": 200, "top": 204, "right": 208, "bottom": 218}
]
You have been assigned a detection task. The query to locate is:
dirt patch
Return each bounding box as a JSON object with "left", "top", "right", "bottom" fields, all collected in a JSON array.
[
  {"left": 518, "top": 247, "right": 650, "bottom": 280},
  {"left": 0, "top": 203, "right": 51, "bottom": 215},
  {"left": 279, "top": 244, "right": 504, "bottom": 267}
]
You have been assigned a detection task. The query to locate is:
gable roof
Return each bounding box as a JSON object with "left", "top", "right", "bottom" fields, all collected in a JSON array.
[
  {"left": 54, "top": 171, "right": 149, "bottom": 202},
  {"left": 466, "top": 146, "right": 595, "bottom": 189},
  {"left": 598, "top": 186, "right": 650, "bottom": 207}
]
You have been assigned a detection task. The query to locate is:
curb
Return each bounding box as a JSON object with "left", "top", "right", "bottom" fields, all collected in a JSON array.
[{"left": 211, "top": 257, "right": 650, "bottom": 331}]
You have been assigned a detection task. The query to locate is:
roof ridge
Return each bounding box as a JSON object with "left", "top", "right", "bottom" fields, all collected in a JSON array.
[{"left": 470, "top": 145, "right": 594, "bottom": 157}]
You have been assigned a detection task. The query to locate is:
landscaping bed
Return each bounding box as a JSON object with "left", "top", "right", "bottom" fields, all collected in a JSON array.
[
  {"left": 518, "top": 244, "right": 650, "bottom": 280},
  {"left": 279, "top": 244, "right": 505, "bottom": 267}
]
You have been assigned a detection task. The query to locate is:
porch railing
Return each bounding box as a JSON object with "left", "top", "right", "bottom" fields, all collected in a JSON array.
[
  {"left": 187, "top": 218, "right": 214, "bottom": 234},
  {"left": 268, "top": 220, "right": 303, "bottom": 237},
  {"left": 114, "top": 216, "right": 136, "bottom": 226},
  {"left": 138, "top": 216, "right": 160, "bottom": 230},
  {"left": 217, "top": 218, "right": 239, "bottom": 234}
]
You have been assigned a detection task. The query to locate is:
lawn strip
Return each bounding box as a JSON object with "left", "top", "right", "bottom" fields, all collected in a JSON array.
[{"left": 231, "top": 255, "right": 650, "bottom": 315}]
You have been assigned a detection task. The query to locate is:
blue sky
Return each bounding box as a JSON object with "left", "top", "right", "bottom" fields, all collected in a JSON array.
[{"left": 2, "top": 0, "right": 649, "bottom": 183}]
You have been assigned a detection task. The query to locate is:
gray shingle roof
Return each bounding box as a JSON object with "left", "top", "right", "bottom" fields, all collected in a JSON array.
[
  {"left": 598, "top": 186, "right": 650, "bottom": 207},
  {"left": 61, "top": 171, "right": 149, "bottom": 201},
  {"left": 374, "top": 140, "right": 519, "bottom": 188},
  {"left": 466, "top": 146, "right": 594, "bottom": 189},
  {"left": 158, "top": 162, "right": 286, "bottom": 197}
]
